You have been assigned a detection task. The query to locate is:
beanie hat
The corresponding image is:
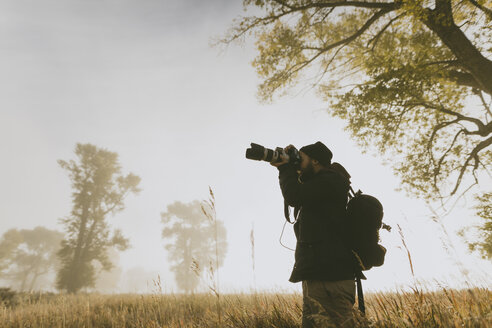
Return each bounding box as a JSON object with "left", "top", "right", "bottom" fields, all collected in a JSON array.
[{"left": 300, "top": 141, "right": 333, "bottom": 166}]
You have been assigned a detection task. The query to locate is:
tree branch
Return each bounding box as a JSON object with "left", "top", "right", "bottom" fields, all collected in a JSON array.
[
  {"left": 446, "top": 69, "right": 482, "bottom": 90},
  {"left": 475, "top": 89, "right": 492, "bottom": 118},
  {"left": 367, "top": 13, "right": 405, "bottom": 50},
  {"left": 306, "top": 44, "right": 348, "bottom": 91},
  {"left": 223, "top": 0, "right": 401, "bottom": 44},
  {"left": 430, "top": 125, "right": 463, "bottom": 193},
  {"left": 428, "top": 119, "right": 460, "bottom": 161},
  {"left": 417, "top": 59, "right": 485, "bottom": 92},
  {"left": 262, "top": 8, "right": 392, "bottom": 94},
  {"left": 406, "top": 101, "right": 488, "bottom": 135},
  {"left": 450, "top": 135, "right": 492, "bottom": 196},
  {"left": 420, "top": 59, "right": 461, "bottom": 67},
  {"left": 272, "top": 0, "right": 401, "bottom": 11},
  {"left": 299, "top": 8, "right": 392, "bottom": 65},
  {"left": 466, "top": 0, "right": 492, "bottom": 20}
]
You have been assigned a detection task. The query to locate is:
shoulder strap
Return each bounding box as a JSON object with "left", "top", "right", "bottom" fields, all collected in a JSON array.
[
  {"left": 284, "top": 200, "right": 293, "bottom": 223},
  {"left": 284, "top": 200, "right": 300, "bottom": 224},
  {"left": 356, "top": 275, "right": 366, "bottom": 315}
]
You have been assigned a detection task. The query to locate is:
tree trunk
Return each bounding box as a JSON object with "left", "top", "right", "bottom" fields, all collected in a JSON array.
[
  {"left": 68, "top": 193, "right": 90, "bottom": 293},
  {"left": 422, "top": 2, "right": 492, "bottom": 96}
]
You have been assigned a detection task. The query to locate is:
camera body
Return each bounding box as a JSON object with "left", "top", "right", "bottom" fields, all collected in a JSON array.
[{"left": 245, "top": 143, "right": 301, "bottom": 169}]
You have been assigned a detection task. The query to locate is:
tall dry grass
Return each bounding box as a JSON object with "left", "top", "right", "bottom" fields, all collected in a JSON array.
[
  {"left": 0, "top": 287, "right": 490, "bottom": 327},
  {"left": 4, "top": 190, "right": 489, "bottom": 327}
]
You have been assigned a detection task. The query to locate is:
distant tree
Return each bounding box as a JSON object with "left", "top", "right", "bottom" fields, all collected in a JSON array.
[
  {"left": 56, "top": 143, "right": 140, "bottom": 293},
  {"left": 161, "top": 198, "right": 227, "bottom": 294},
  {"left": 0, "top": 227, "right": 63, "bottom": 291},
  {"left": 222, "top": 0, "right": 491, "bottom": 252}
]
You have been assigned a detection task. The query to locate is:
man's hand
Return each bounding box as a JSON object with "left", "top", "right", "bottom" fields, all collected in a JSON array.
[{"left": 270, "top": 144, "right": 294, "bottom": 167}]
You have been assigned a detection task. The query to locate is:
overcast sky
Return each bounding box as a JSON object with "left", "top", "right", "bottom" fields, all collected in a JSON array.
[{"left": 1, "top": 0, "right": 490, "bottom": 293}]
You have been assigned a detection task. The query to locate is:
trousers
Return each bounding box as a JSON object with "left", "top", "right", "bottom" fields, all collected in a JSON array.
[{"left": 301, "top": 279, "right": 355, "bottom": 328}]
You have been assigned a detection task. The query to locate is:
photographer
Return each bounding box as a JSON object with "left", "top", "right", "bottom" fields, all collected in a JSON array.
[{"left": 271, "top": 142, "right": 355, "bottom": 328}]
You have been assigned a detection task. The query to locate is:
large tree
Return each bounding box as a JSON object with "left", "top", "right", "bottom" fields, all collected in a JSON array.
[
  {"left": 0, "top": 227, "right": 63, "bottom": 291},
  {"left": 56, "top": 143, "right": 140, "bottom": 293},
  {"left": 222, "top": 0, "right": 492, "bottom": 256},
  {"left": 161, "top": 199, "right": 227, "bottom": 294}
]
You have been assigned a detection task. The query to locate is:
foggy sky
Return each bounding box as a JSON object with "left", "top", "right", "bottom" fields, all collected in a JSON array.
[{"left": 1, "top": 0, "right": 490, "bottom": 293}]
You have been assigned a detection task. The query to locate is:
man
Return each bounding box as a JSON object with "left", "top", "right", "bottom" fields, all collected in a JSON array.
[{"left": 271, "top": 141, "right": 355, "bottom": 328}]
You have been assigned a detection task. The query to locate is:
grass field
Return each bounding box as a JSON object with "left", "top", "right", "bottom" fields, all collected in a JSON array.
[{"left": 1, "top": 287, "right": 490, "bottom": 327}]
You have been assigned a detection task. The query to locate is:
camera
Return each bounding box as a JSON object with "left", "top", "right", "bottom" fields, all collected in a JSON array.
[{"left": 245, "top": 143, "right": 301, "bottom": 169}]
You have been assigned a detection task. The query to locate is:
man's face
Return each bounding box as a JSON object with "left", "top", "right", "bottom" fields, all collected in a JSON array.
[{"left": 299, "top": 151, "right": 314, "bottom": 174}]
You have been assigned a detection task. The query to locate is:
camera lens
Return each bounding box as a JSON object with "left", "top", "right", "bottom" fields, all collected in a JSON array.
[
  {"left": 245, "top": 143, "right": 287, "bottom": 163},
  {"left": 245, "top": 143, "right": 266, "bottom": 161}
]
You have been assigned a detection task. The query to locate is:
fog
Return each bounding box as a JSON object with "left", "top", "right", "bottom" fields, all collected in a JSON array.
[{"left": 0, "top": 0, "right": 490, "bottom": 294}]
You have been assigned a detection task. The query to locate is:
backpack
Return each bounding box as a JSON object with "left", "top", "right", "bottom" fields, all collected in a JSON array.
[
  {"left": 346, "top": 188, "right": 389, "bottom": 271},
  {"left": 329, "top": 163, "right": 390, "bottom": 271}
]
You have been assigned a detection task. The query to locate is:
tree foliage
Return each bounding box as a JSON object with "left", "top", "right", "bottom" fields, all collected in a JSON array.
[
  {"left": 0, "top": 227, "right": 63, "bottom": 291},
  {"left": 467, "top": 192, "right": 492, "bottom": 258},
  {"left": 223, "top": 0, "right": 492, "bottom": 256},
  {"left": 56, "top": 143, "right": 140, "bottom": 293},
  {"left": 161, "top": 197, "right": 227, "bottom": 294}
]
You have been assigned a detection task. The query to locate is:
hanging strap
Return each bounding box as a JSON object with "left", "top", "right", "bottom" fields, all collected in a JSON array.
[
  {"left": 352, "top": 251, "right": 367, "bottom": 315},
  {"left": 356, "top": 275, "right": 365, "bottom": 315},
  {"left": 284, "top": 200, "right": 293, "bottom": 223},
  {"left": 284, "top": 200, "right": 300, "bottom": 224}
]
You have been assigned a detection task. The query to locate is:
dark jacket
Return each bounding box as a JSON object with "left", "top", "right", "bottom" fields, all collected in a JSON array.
[{"left": 278, "top": 163, "right": 354, "bottom": 283}]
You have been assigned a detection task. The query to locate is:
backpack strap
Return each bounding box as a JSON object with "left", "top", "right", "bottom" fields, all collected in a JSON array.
[
  {"left": 284, "top": 200, "right": 292, "bottom": 223},
  {"left": 352, "top": 250, "right": 367, "bottom": 314},
  {"left": 284, "top": 200, "right": 300, "bottom": 224},
  {"left": 356, "top": 274, "right": 366, "bottom": 315}
]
